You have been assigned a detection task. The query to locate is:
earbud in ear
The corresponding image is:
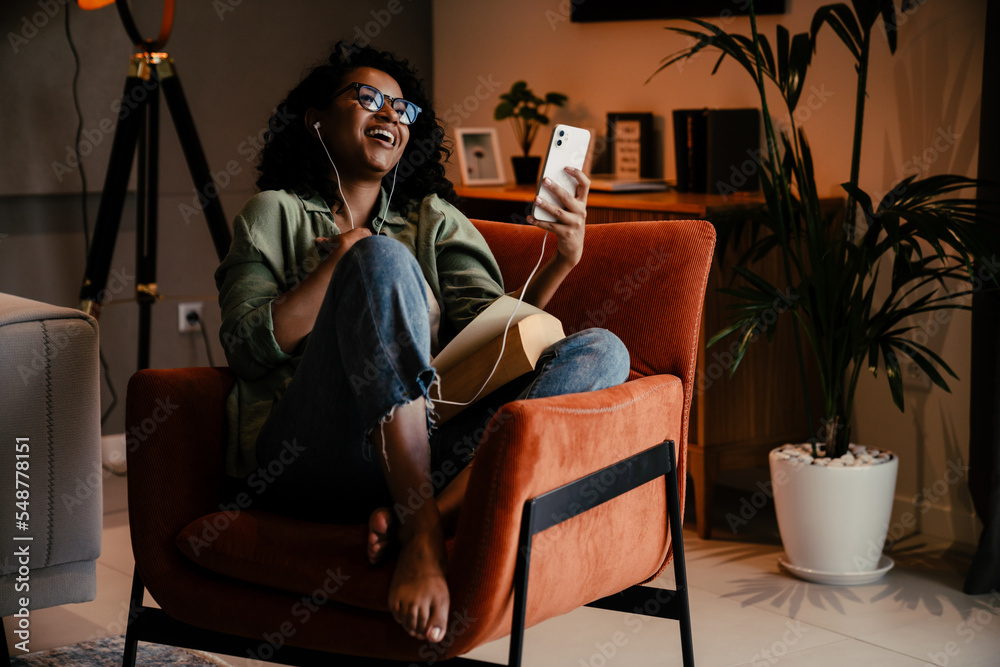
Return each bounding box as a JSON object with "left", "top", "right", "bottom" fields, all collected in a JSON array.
[{"left": 313, "top": 121, "right": 321, "bottom": 130}]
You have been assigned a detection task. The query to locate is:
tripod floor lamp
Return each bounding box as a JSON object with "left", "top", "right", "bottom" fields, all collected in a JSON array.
[{"left": 77, "top": 0, "right": 231, "bottom": 370}]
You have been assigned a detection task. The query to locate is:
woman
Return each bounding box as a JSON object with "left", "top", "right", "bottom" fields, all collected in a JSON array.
[{"left": 215, "top": 42, "right": 629, "bottom": 645}]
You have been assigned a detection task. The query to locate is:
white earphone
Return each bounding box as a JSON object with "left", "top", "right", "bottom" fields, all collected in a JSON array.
[
  {"left": 311, "top": 117, "right": 549, "bottom": 414},
  {"left": 312, "top": 119, "right": 354, "bottom": 229},
  {"left": 312, "top": 118, "right": 400, "bottom": 235}
]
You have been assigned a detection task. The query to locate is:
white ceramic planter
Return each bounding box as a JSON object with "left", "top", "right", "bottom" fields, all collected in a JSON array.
[{"left": 769, "top": 444, "right": 899, "bottom": 585}]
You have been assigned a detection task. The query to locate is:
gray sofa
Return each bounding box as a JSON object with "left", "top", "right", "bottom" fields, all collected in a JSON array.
[{"left": 0, "top": 293, "right": 102, "bottom": 638}]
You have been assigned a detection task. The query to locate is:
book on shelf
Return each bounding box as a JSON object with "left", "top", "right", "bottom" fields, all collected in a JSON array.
[
  {"left": 431, "top": 295, "right": 565, "bottom": 423},
  {"left": 589, "top": 176, "right": 673, "bottom": 193}
]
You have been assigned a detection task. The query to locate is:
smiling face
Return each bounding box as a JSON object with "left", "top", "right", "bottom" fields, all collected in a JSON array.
[{"left": 309, "top": 67, "right": 411, "bottom": 183}]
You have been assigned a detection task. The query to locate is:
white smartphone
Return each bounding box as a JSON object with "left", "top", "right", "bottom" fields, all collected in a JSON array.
[{"left": 533, "top": 124, "right": 591, "bottom": 223}]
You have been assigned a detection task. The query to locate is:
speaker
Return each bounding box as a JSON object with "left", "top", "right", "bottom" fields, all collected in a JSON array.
[{"left": 672, "top": 108, "right": 761, "bottom": 195}]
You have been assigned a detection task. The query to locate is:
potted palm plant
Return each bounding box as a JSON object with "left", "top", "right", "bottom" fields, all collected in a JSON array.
[
  {"left": 654, "top": 0, "right": 998, "bottom": 582},
  {"left": 494, "top": 80, "right": 567, "bottom": 184}
]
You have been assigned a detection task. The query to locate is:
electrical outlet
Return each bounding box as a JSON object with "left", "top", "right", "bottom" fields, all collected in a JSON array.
[{"left": 178, "top": 302, "right": 203, "bottom": 333}]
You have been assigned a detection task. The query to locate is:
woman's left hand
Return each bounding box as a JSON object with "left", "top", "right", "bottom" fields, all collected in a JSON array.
[{"left": 527, "top": 166, "right": 590, "bottom": 267}]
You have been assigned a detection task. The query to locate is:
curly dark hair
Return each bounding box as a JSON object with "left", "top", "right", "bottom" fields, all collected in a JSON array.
[{"left": 256, "top": 41, "right": 457, "bottom": 211}]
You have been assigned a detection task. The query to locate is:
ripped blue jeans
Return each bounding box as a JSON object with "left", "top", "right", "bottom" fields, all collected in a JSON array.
[{"left": 253, "top": 235, "right": 630, "bottom": 523}]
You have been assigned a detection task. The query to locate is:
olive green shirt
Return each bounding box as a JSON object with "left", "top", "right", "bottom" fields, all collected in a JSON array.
[{"left": 215, "top": 188, "right": 505, "bottom": 478}]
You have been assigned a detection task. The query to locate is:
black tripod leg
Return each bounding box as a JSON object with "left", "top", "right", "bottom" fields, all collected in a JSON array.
[
  {"left": 79, "top": 73, "right": 146, "bottom": 314},
  {"left": 135, "top": 72, "right": 159, "bottom": 372},
  {"left": 158, "top": 58, "right": 232, "bottom": 260}
]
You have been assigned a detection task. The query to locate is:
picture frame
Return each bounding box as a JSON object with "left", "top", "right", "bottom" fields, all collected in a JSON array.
[
  {"left": 455, "top": 128, "right": 505, "bottom": 186},
  {"left": 606, "top": 112, "right": 655, "bottom": 179}
]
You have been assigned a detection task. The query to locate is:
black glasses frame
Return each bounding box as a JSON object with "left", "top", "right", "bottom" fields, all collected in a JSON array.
[{"left": 332, "top": 82, "right": 422, "bottom": 125}]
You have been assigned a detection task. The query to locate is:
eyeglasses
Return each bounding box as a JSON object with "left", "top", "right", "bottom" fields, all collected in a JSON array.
[{"left": 333, "top": 82, "right": 422, "bottom": 125}]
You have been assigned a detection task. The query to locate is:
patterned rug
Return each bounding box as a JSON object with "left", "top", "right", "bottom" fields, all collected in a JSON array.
[{"left": 10, "top": 635, "right": 234, "bottom": 666}]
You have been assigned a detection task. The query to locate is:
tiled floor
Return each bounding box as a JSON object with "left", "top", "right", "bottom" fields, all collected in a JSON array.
[{"left": 5, "top": 471, "right": 999, "bottom": 666}]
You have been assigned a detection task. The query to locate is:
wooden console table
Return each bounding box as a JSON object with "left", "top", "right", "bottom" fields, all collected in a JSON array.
[{"left": 456, "top": 184, "right": 831, "bottom": 539}]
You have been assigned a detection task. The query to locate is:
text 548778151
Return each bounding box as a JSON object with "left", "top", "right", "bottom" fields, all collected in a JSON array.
[{"left": 12, "top": 436, "right": 32, "bottom": 653}]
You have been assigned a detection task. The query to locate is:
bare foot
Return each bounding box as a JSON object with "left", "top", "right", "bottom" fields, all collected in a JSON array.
[
  {"left": 389, "top": 529, "right": 450, "bottom": 642},
  {"left": 368, "top": 507, "right": 396, "bottom": 565}
]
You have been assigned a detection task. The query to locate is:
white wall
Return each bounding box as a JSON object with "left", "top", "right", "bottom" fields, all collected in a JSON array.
[{"left": 432, "top": 0, "right": 986, "bottom": 544}]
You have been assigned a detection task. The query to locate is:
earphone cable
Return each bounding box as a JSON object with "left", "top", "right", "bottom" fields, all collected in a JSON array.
[{"left": 313, "top": 122, "right": 354, "bottom": 229}]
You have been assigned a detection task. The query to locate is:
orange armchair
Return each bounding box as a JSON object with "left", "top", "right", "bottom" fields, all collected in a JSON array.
[{"left": 122, "top": 219, "right": 715, "bottom": 666}]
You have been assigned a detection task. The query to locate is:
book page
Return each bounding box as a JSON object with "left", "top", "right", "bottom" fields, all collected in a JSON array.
[{"left": 432, "top": 295, "right": 553, "bottom": 374}]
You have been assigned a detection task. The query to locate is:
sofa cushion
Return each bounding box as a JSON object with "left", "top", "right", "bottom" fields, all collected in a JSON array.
[
  {"left": 176, "top": 510, "right": 395, "bottom": 611},
  {"left": 0, "top": 292, "right": 102, "bottom": 616}
]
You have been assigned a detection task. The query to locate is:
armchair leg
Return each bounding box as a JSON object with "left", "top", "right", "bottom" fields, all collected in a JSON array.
[
  {"left": 665, "top": 443, "right": 695, "bottom": 666},
  {"left": 512, "top": 440, "right": 695, "bottom": 667},
  {"left": 122, "top": 565, "right": 146, "bottom": 667}
]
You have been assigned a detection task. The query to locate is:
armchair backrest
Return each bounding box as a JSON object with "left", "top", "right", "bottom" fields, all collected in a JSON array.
[{"left": 472, "top": 219, "right": 716, "bottom": 447}]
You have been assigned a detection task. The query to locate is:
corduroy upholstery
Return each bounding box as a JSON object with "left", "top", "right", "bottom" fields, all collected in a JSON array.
[{"left": 126, "top": 219, "right": 715, "bottom": 662}]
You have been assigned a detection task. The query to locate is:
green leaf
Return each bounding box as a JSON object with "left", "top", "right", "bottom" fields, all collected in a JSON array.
[
  {"left": 494, "top": 101, "right": 514, "bottom": 120},
  {"left": 879, "top": 0, "right": 899, "bottom": 53},
  {"left": 881, "top": 342, "right": 905, "bottom": 411},
  {"left": 707, "top": 320, "right": 746, "bottom": 348},
  {"left": 892, "top": 339, "right": 952, "bottom": 392},
  {"left": 777, "top": 25, "right": 790, "bottom": 88},
  {"left": 545, "top": 92, "right": 567, "bottom": 106},
  {"left": 786, "top": 31, "right": 814, "bottom": 110},
  {"left": 811, "top": 4, "right": 863, "bottom": 62}
]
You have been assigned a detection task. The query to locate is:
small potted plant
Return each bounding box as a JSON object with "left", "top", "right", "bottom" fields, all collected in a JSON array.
[
  {"left": 655, "top": 0, "right": 999, "bottom": 582},
  {"left": 494, "top": 81, "right": 567, "bottom": 184}
]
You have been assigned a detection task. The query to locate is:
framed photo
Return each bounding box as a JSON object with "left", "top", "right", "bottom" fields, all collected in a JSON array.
[
  {"left": 455, "top": 128, "right": 505, "bottom": 186},
  {"left": 606, "top": 113, "right": 655, "bottom": 179}
]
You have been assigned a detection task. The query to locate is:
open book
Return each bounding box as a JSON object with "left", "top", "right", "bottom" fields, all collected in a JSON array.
[{"left": 431, "top": 296, "right": 566, "bottom": 423}]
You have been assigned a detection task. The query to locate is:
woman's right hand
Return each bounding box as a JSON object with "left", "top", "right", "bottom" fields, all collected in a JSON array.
[
  {"left": 273, "top": 228, "right": 374, "bottom": 354},
  {"left": 316, "top": 227, "right": 373, "bottom": 267}
]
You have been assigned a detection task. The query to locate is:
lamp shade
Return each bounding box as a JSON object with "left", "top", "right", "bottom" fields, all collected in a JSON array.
[{"left": 77, "top": 0, "right": 176, "bottom": 51}]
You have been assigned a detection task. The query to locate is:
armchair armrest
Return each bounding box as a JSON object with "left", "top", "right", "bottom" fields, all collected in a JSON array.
[
  {"left": 447, "top": 374, "right": 685, "bottom": 652},
  {"left": 126, "top": 367, "right": 234, "bottom": 592}
]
